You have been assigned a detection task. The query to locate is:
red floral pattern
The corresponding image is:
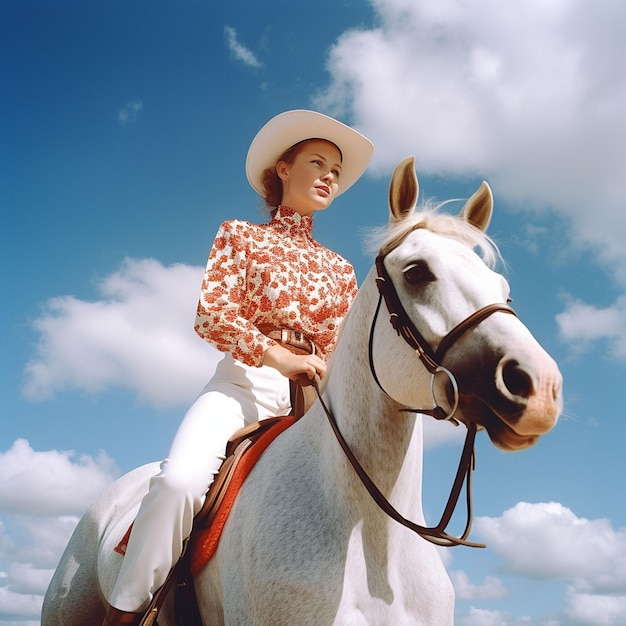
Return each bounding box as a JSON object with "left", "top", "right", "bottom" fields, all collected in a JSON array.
[{"left": 195, "top": 206, "right": 358, "bottom": 366}]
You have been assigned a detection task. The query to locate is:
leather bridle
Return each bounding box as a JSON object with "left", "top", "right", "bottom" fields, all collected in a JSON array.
[
  {"left": 314, "top": 250, "right": 517, "bottom": 548},
  {"left": 371, "top": 253, "right": 517, "bottom": 424}
]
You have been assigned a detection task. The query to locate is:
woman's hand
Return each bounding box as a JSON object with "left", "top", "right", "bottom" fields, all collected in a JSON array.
[{"left": 262, "top": 344, "right": 327, "bottom": 383}]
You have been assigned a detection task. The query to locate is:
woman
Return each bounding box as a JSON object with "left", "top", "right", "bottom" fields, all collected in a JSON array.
[{"left": 104, "top": 110, "right": 374, "bottom": 625}]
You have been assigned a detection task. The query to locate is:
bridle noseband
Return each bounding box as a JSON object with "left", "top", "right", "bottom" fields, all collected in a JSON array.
[{"left": 315, "top": 250, "right": 517, "bottom": 549}]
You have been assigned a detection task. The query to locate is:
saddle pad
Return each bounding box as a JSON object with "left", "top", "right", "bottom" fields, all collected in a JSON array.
[{"left": 188, "top": 415, "right": 296, "bottom": 574}]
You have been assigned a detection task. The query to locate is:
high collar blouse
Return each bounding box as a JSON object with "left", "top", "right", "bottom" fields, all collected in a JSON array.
[{"left": 195, "top": 205, "right": 358, "bottom": 366}]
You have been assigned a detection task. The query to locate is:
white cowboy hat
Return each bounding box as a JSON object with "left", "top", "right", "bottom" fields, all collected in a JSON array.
[{"left": 246, "top": 109, "right": 374, "bottom": 198}]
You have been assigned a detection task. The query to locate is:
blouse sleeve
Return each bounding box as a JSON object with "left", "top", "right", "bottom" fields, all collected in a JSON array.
[
  {"left": 194, "top": 221, "right": 276, "bottom": 366},
  {"left": 327, "top": 263, "right": 358, "bottom": 356},
  {"left": 342, "top": 265, "right": 358, "bottom": 325}
]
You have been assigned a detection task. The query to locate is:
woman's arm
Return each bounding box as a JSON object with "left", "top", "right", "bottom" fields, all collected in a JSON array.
[{"left": 194, "top": 221, "right": 277, "bottom": 366}]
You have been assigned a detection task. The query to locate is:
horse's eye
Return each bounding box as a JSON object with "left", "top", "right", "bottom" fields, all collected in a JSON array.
[{"left": 403, "top": 262, "right": 434, "bottom": 285}]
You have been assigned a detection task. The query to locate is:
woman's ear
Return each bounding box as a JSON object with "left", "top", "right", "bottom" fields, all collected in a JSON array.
[{"left": 276, "top": 160, "right": 290, "bottom": 182}]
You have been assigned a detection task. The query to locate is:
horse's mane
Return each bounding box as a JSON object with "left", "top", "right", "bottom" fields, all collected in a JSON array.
[{"left": 364, "top": 202, "right": 501, "bottom": 269}]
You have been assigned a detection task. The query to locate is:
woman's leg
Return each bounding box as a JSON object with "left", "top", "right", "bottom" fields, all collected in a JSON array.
[
  {"left": 108, "top": 356, "right": 291, "bottom": 612},
  {"left": 108, "top": 389, "right": 243, "bottom": 612}
]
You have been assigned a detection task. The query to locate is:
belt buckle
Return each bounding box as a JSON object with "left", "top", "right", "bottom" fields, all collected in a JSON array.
[{"left": 294, "top": 330, "right": 315, "bottom": 354}]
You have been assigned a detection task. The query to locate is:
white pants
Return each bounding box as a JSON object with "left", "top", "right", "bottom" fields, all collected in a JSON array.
[{"left": 109, "top": 354, "right": 291, "bottom": 612}]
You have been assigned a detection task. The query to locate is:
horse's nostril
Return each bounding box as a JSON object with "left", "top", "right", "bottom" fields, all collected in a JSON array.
[{"left": 500, "top": 359, "right": 533, "bottom": 399}]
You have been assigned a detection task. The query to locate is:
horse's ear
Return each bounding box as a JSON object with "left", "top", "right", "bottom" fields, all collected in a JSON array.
[
  {"left": 389, "top": 156, "right": 419, "bottom": 223},
  {"left": 459, "top": 181, "right": 493, "bottom": 232}
]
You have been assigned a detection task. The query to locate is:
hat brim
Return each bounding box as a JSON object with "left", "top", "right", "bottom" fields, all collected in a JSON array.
[{"left": 245, "top": 110, "right": 374, "bottom": 198}]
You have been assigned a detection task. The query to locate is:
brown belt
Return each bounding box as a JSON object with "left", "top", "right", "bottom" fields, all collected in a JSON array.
[
  {"left": 258, "top": 325, "right": 319, "bottom": 418},
  {"left": 258, "top": 326, "right": 318, "bottom": 356}
]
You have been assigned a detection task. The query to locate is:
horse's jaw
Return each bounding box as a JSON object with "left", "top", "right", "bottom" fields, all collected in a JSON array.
[{"left": 459, "top": 394, "right": 561, "bottom": 452}]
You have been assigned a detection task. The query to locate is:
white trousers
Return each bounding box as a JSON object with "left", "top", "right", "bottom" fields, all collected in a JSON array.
[{"left": 109, "top": 354, "right": 291, "bottom": 612}]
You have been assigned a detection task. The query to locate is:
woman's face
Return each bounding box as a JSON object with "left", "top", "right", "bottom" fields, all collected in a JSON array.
[{"left": 276, "top": 140, "right": 343, "bottom": 216}]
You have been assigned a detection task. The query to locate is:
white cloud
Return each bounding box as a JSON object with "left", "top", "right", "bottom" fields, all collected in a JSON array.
[
  {"left": 0, "top": 517, "right": 77, "bottom": 621},
  {"left": 224, "top": 26, "right": 262, "bottom": 68},
  {"left": 451, "top": 570, "right": 508, "bottom": 601},
  {"left": 564, "top": 588, "right": 626, "bottom": 626},
  {"left": 23, "top": 258, "right": 221, "bottom": 408},
  {"left": 314, "top": 0, "right": 626, "bottom": 356},
  {"left": 459, "top": 607, "right": 540, "bottom": 626},
  {"left": 0, "top": 439, "right": 118, "bottom": 516},
  {"left": 476, "top": 502, "right": 626, "bottom": 625},
  {"left": 10, "top": 516, "right": 79, "bottom": 571},
  {"left": 0, "top": 584, "right": 44, "bottom": 621},
  {"left": 459, "top": 607, "right": 512, "bottom": 626},
  {"left": 556, "top": 295, "right": 626, "bottom": 360},
  {"left": 4, "top": 562, "right": 51, "bottom": 596},
  {"left": 118, "top": 99, "right": 143, "bottom": 125},
  {"left": 0, "top": 442, "right": 117, "bottom": 623}
]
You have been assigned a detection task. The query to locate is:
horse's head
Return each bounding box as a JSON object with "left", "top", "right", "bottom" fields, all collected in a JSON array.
[{"left": 371, "top": 156, "right": 562, "bottom": 451}]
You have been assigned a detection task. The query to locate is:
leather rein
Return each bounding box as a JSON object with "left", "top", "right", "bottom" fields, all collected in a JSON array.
[{"left": 313, "top": 251, "right": 517, "bottom": 549}]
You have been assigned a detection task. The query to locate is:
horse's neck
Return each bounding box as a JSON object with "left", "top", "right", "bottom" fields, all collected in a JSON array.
[{"left": 322, "top": 279, "right": 425, "bottom": 507}]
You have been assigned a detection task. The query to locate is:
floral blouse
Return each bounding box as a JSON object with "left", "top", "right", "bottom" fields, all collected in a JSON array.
[{"left": 195, "top": 205, "right": 358, "bottom": 367}]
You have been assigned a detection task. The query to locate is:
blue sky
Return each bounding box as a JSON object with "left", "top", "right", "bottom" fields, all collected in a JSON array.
[{"left": 2, "top": 1, "right": 626, "bottom": 624}]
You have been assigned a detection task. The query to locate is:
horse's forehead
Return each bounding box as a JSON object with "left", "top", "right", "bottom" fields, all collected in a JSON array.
[{"left": 388, "top": 228, "right": 477, "bottom": 265}]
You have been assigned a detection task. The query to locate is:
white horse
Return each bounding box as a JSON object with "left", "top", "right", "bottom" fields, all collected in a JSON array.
[{"left": 42, "top": 157, "right": 562, "bottom": 625}]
